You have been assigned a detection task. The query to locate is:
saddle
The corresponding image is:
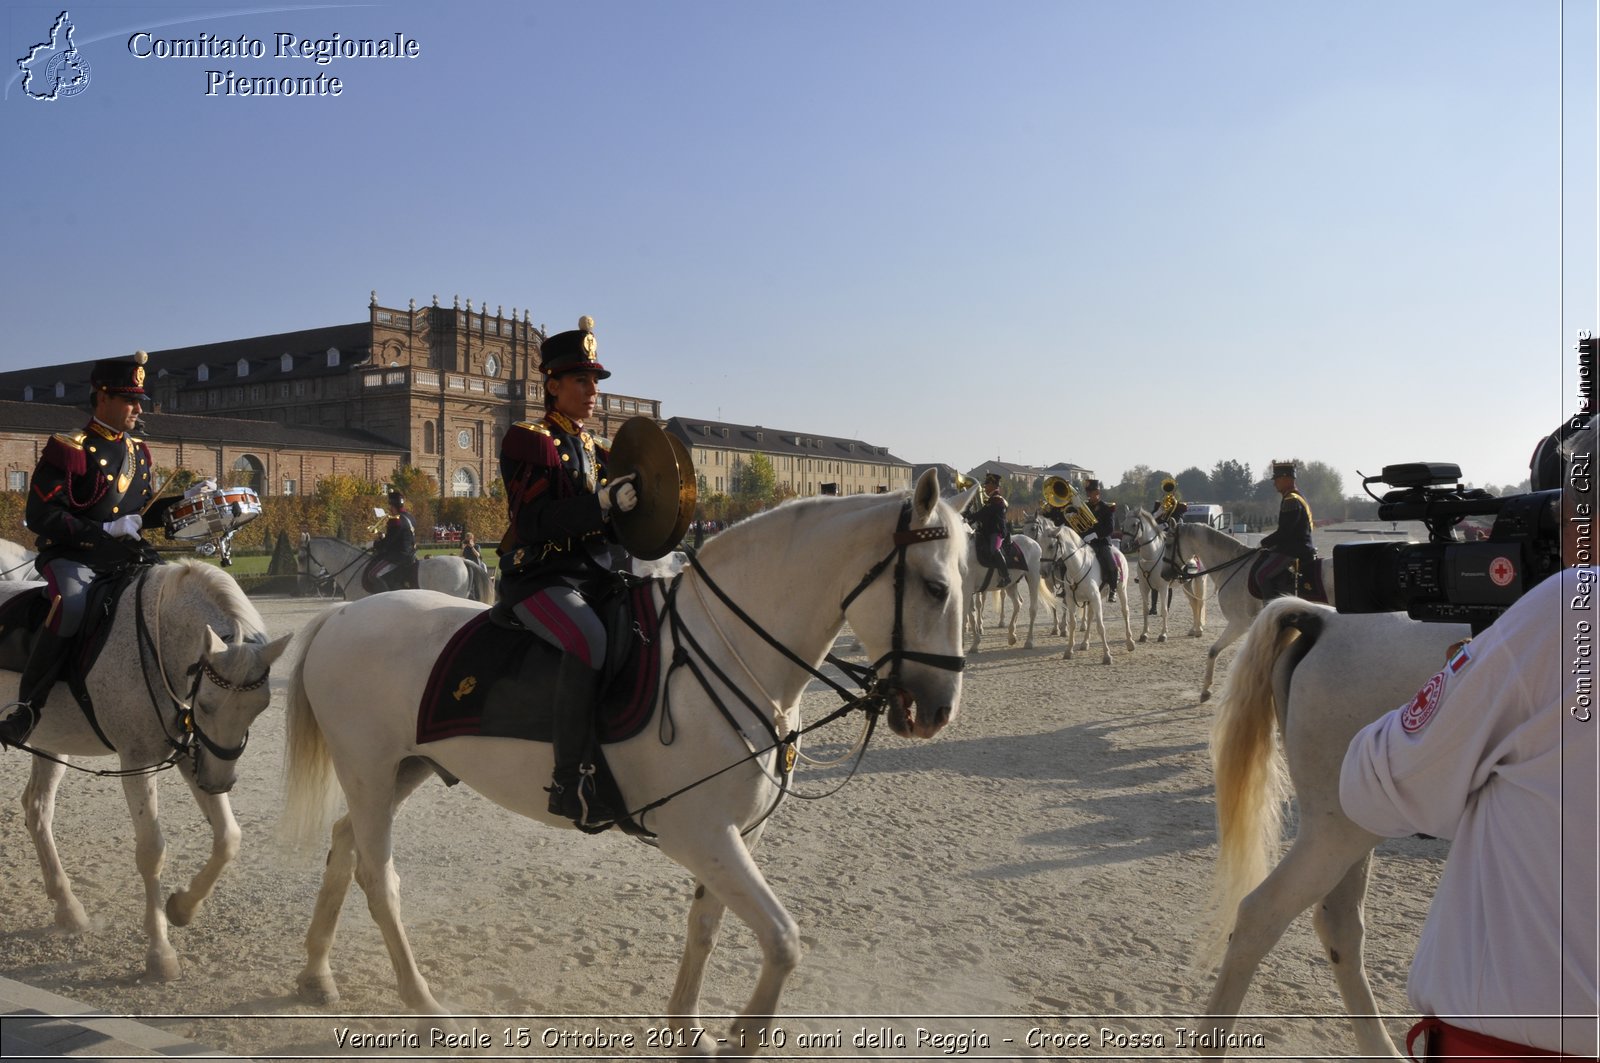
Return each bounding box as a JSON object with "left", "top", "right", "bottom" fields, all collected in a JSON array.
[
  {"left": 363, "top": 556, "right": 418, "bottom": 594},
  {"left": 415, "top": 580, "right": 664, "bottom": 829},
  {"left": 0, "top": 571, "right": 140, "bottom": 749},
  {"left": 1247, "top": 553, "right": 1328, "bottom": 603},
  {"left": 976, "top": 537, "right": 1027, "bottom": 590}
]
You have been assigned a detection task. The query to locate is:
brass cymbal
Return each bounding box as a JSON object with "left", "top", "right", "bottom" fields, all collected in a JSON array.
[{"left": 607, "top": 417, "right": 696, "bottom": 561}]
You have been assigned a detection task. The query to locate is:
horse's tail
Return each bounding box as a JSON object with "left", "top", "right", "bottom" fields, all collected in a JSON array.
[
  {"left": 278, "top": 605, "right": 343, "bottom": 851},
  {"left": 1200, "top": 596, "right": 1315, "bottom": 967},
  {"left": 470, "top": 559, "right": 493, "bottom": 603}
]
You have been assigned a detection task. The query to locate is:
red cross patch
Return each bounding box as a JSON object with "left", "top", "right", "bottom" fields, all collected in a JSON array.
[
  {"left": 1488, "top": 555, "right": 1515, "bottom": 587},
  {"left": 1400, "top": 671, "right": 1448, "bottom": 733}
]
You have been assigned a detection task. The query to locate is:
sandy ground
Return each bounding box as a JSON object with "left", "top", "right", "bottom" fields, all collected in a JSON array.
[{"left": 0, "top": 536, "right": 1444, "bottom": 1061}]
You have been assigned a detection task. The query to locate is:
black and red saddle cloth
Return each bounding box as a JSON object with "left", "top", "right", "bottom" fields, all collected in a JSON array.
[
  {"left": 0, "top": 571, "right": 139, "bottom": 749},
  {"left": 416, "top": 580, "right": 662, "bottom": 748},
  {"left": 362, "top": 557, "right": 418, "bottom": 595},
  {"left": 1246, "top": 554, "right": 1329, "bottom": 603},
  {"left": 976, "top": 538, "right": 1029, "bottom": 591}
]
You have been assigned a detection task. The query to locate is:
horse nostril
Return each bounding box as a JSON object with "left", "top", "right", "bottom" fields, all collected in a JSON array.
[{"left": 934, "top": 705, "right": 951, "bottom": 727}]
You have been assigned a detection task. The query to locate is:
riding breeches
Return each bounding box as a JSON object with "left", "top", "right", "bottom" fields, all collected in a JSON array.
[
  {"left": 38, "top": 557, "right": 94, "bottom": 637},
  {"left": 510, "top": 583, "right": 606, "bottom": 670}
]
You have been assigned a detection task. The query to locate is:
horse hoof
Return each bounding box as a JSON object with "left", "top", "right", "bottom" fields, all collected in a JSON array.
[
  {"left": 165, "top": 892, "right": 198, "bottom": 927},
  {"left": 1138, "top": 634, "right": 1148, "bottom": 643},
  {"left": 1101, "top": 656, "right": 1112, "bottom": 666},
  {"left": 145, "top": 952, "right": 181, "bottom": 982},
  {"left": 54, "top": 903, "right": 91, "bottom": 934},
  {"left": 1200, "top": 690, "right": 1212, "bottom": 703},
  {"left": 1157, "top": 634, "right": 1167, "bottom": 643},
  {"left": 297, "top": 972, "right": 340, "bottom": 1005}
]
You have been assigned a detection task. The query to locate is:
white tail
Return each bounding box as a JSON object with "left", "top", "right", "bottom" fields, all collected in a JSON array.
[
  {"left": 277, "top": 606, "right": 343, "bottom": 850},
  {"left": 1200, "top": 597, "right": 1313, "bottom": 966}
]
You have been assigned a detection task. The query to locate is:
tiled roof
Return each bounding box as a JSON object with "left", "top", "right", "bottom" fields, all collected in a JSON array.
[
  {"left": 0, "top": 322, "right": 373, "bottom": 401},
  {"left": 0, "top": 400, "right": 404, "bottom": 453},
  {"left": 664, "top": 416, "right": 910, "bottom": 466}
]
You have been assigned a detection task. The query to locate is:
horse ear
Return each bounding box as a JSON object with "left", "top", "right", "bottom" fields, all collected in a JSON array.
[
  {"left": 258, "top": 633, "right": 293, "bottom": 667},
  {"left": 952, "top": 484, "right": 979, "bottom": 515},
  {"left": 912, "top": 468, "right": 940, "bottom": 523},
  {"left": 205, "top": 625, "right": 229, "bottom": 656}
]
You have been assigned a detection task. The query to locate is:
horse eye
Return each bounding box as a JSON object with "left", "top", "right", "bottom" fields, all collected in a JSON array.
[{"left": 926, "top": 580, "right": 949, "bottom": 602}]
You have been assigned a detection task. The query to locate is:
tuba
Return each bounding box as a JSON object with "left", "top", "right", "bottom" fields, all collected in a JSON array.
[
  {"left": 1158, "top": 476, "right": 1182, "bottom": 521},
  {"left": 1041, "top": 475, "right": 1074, "bottom": 510},
  {"left": 953, "top": 471, "right": 977, "bottom": 492}
]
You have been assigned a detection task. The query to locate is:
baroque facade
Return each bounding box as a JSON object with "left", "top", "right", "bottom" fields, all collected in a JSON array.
[{"left": 0, "top": 293, "right": 661, "bottom": 498}]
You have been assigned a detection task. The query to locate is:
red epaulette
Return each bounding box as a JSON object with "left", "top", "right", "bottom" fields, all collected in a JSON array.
[{"left": 41, "top": 431, "right": 88, "bottom": 477}]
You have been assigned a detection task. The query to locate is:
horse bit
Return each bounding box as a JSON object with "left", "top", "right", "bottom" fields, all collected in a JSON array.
[{"left": 627, "top": 498, "right": 966, "bottom": 835}]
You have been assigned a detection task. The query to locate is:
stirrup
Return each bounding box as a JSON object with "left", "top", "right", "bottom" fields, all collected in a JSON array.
[{"left": 0, "top": 700, "right": 40, "bottom": 749}]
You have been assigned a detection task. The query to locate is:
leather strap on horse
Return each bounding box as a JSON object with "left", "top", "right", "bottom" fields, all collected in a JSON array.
[{"left": 619, "top": 499, "right": 963, "bottom": 837}]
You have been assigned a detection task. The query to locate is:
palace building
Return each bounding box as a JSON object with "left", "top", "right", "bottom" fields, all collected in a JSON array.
[
  {"left": 0, "top": 292, "right": 662, "bottom": 498},
  {"left": 664, "top": 417, "right": 914, "bottom": 498}
]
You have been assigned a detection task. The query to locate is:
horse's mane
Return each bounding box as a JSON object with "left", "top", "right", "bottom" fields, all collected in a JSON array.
[
  {"left": 1178, "top": 521, "right": 1252, "bottom": 559},
  {"left": 695, "top": 490, "right": 915, "bottom": 564},
  {"left": 165, "top": 559, "right": 268, "bottom": 642}
]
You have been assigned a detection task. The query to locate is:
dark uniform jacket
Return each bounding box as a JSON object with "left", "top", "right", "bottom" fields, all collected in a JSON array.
[
  {"left": 373, "top": 510, "right": 416, "bottom": 562},
  {"left": 25, "top": 420, "right": 177, "bottom": 569},
  {"left": 497, "top": 411, "right": 622, "bottom": 592},
  {"left": 1261, "top": 491, "right": 1315, "bottom": 562},
  {"left": 1086, "top": 498, "right": 1117, "bottom": 541}
]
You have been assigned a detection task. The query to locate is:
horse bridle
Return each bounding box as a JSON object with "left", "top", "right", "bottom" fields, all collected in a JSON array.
[
  {"left": 134, "top": 571, "right": 265, "bottom": 771},
  {"left": 626, "top": 498, "right": 965, "bottom": 836}
]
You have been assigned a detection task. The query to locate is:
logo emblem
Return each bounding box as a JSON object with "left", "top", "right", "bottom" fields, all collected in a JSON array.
[
  {"left": 1489, "top": 556, "right": 1516, "bottom": 587},
  {"left": 133, "top": 366, "right": 145, "bottom": 387},
  {"left": 452, "top": 677, "right": 477, "bottom": 701},
  {"left": 18, "top": 11, "right": 92, "bottom": 101},
  {"left": 1400, "top": 671, "right": 1448, "bottom": 733}
]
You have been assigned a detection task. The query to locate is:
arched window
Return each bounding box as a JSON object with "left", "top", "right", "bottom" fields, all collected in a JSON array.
[
  {"left": 197, "top": 364, "right": 209, "bottom": 382},
  {"left": 231, "top": 454, "right": 264, "bottom": 491},
  {"left": 451, "top": 467, "right": 478, "bottom": 497},
  {"left": 423, "top": 422, "right": 436, "bottom": 454},
  {"left": 281, "top": 353, "right": 293, "bottom": 372},
  {"left": 237, "top": 358, "right": 249, "bottom": 377}
]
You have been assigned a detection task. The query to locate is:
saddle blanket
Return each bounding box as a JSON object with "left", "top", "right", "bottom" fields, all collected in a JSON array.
[
  {"left": 1247, "top": 554, "right": 1329, "bottom": 603},
  {"left": 415, "top": 582, "right": 661, "bottom": 746}
]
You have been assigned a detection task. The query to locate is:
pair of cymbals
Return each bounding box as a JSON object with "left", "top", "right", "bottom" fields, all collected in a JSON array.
[{"left": 606, "top": 417, "right": 697, "bottom": 560}]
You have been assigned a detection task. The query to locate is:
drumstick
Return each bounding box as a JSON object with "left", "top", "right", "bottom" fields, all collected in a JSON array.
[{"left": 140, "top": 473, "right": 175, "bottom": 517}]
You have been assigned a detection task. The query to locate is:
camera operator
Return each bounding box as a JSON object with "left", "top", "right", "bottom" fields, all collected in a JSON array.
[{"left": 1339, "top": 414, "right": 1597, "bottom": 1060}]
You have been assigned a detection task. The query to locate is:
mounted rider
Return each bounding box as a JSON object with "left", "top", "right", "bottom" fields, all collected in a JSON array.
[
  {"left": 968, "top": 473, "right": 1024, "bottom": 585},
  {"left": 370, "top": 489, "right": 418, "bottom": 592},
  {"left": 1081, "top": 479, "right": 1120, "bottom": 603},
  {"left": 1257, "top": 459, "right": 1315, "bottom": 599},
  {"left": 1, "top": 352, "right": 186, "bottom": 749},
  {"left": 1148, "top": 476, "right": 1188, "bottom": 614},
  {"left": 496, "top": 315, "right": 639, "bottom": 824}
]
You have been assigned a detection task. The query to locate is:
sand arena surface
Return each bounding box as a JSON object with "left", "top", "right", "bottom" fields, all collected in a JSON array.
[{"left": 0, "top": 561, "right": 1443, "bottom": 1060}]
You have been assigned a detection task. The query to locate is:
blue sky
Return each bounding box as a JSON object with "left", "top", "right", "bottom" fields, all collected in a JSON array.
[{"left": 2, "top": 0, "right": 1594, "bottom": 497}]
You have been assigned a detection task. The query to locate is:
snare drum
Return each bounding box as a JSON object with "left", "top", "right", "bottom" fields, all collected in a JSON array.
[{"left": 164, "top": 486, "right": 262, "bottom": 541}]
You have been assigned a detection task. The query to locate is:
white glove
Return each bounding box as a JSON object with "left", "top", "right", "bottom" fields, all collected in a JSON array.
[
  {"left": 598, "top": 473, "right": 639, "bottom": 516},
  {"left": 183, "top": 478, "right": 217, "bottom": 500},
  {"left": 103, "top": 514, "right": 143, "bottom": 539}
]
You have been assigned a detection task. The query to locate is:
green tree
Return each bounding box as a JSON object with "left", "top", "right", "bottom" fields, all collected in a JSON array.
[
  {"left": 1209, "top": 459, "right": 1253, "bottom": 501},
  {"left": 1175, "top": 466, "right": 1211, "bottom": 500},
  {"left": 1295, "top": 460, "right": 1345, "bottom": 520}
]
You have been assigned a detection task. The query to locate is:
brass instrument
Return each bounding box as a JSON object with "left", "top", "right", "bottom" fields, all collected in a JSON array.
[
  {"left": 1041, "top": 475, "right": 1073, "bottom": 510},
  {"left": 366, "top": 506, "right": 389, "bottom": 538},
  {"left": 953, "top": 471, "right": 977, "bottom": 492},
  {"left": 1158, "top": 476, "right": 1182, "bottom": 521}
]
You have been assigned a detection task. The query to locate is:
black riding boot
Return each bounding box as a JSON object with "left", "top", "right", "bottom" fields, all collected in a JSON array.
[
  {"left": 546, "top": 655, "right": 616, "bottom": 824},
  {"left": 0, "top": 630, "right": 72, "bottom": 749},
  {"left": 1149, "top": 588, "right": 1160, "bottom": 616}
]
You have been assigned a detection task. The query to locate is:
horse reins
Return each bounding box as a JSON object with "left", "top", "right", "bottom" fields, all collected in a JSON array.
[{"left": 620, "top": 499, "right": 964, "bottom": 838}]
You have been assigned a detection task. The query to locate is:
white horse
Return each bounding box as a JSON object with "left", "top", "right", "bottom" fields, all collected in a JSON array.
[
  {"left": 0, "top": 537, "right": 37, "bottom": 581},
  {"left": 303, "top": 535, "right": 492, "bottom": 603},
  {"left": 1169, "top": 522, "right": 1336, "bottom": 703},
  {"left": 279, "top": 472, "right": 972, "bottom": 1041},
  {"left": 1121, "top": 508, "right": 1208, "bottom": 643},
  {"left": 1200, "top": 597, "right": 1466, "bottom": 1057},
  {"left": 1042, "top": 524, "right": 1135, "bottom": 664},
  {"left": 0, "top": 562, "right": 291, "bottom": 980},
  {"left": 961, "top": 534, "right": 1053, "bottom": 650}
]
